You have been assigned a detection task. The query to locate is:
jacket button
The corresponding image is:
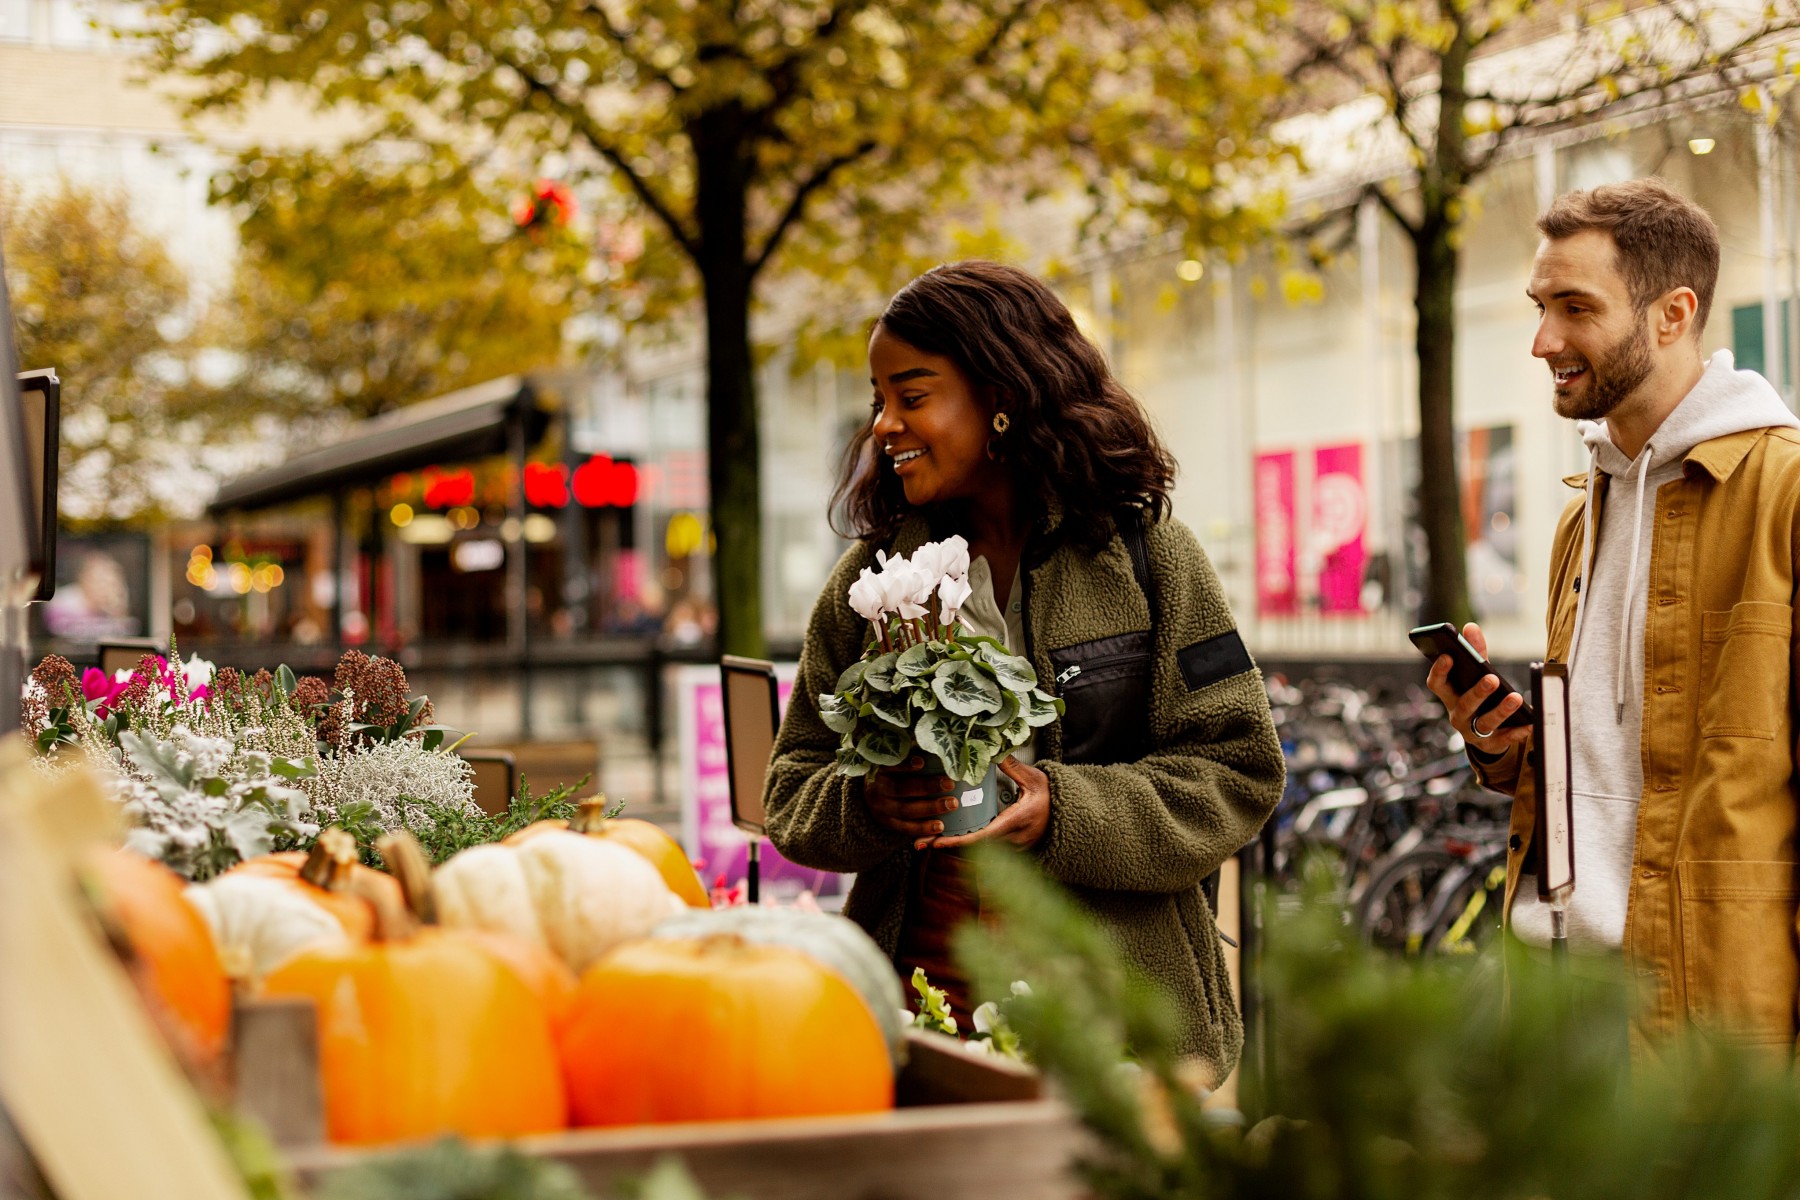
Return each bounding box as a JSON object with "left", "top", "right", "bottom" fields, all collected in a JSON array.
[{"left": 1508, "top": 834, "right": 1522, "bottom": 852}]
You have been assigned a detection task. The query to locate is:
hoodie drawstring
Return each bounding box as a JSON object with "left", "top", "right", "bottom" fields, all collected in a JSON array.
[
  {"left": 1614, "top": 445, "right": 1654, "bottom": 724},
  {"left": 1566, "top": 453, "right": 1600, "bottom": 675}
]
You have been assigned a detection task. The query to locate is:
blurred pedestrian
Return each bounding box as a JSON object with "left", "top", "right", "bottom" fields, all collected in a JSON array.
[
  {"left": 1427, "top": 179, "right": 1800, "bottom": 1050},
  {"left": 762, "top": 261, "right": 1284, "bottom": 1080}
]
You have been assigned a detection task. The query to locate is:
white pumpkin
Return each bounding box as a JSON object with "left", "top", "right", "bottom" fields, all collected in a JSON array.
[
  {"left": 184, "top": 874, "right": 350, "bottom": 984},
  {"left": 434, "top": 829, "right": 681, "bottom": 972}
]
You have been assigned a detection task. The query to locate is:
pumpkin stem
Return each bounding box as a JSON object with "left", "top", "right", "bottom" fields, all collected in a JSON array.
[
  {"left": 299, "top": 827, "right": 358, "bottom": 892},
  {"left": 375, "top": 831, "right": 438, "bottom": 926},
  {"left": 568, "top": 796, "right": 610, "bottom": 835}
]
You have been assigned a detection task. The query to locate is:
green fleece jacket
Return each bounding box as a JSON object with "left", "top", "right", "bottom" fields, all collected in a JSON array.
[{"left": 762, "top": 508, "right": 1285, "bottom": 1077}]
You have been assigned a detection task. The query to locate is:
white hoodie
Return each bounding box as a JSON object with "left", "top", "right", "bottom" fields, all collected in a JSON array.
[{"left": 1511, "top": 351, "right": 1800, "bottom": 956}]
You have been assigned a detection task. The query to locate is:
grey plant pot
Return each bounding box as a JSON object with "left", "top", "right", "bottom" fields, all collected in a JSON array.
[{"left": 932, "top": 754, "right": 1002, "bottom": 836}]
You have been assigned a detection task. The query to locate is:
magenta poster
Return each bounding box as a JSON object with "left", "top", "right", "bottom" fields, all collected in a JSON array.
[
  {"left": 676, "top": 666, "right": 843, "bottom": 902},
  {"left": 1254, "top": 451, "right": 1298, "bottom": 616},
  {"left": 1312, "top": 443, "right": 1368, "bottom": 614}
]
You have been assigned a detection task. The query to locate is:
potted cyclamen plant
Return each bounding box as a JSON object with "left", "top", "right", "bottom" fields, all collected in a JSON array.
[{"left": 819, "top": 537, "right": 1062, "bottom": 835}]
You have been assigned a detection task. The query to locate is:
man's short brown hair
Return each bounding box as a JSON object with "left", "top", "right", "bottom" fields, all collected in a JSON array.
[{"left": 1537, "top": 177, "right": 1721, "bottom": 334}]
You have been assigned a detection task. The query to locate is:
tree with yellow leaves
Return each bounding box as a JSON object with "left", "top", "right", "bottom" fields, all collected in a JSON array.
[
  {"left": 1276, "top": 0, "right": 1800, "bottom": 625},
  {"left": 130, "top": 0, "right": 1291, "bottom": 655}
]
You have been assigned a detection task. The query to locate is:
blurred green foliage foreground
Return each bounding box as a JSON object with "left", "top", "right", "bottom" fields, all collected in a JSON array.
[{"left": 958, "top": 847, "right": 1800, "bottom": 1200}]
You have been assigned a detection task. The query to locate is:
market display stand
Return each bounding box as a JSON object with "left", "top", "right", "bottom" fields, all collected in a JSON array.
[
  {"left": 0, "top": 746, "right": 251, "bottom": 1200},
  {"left": 0, "top": 746, "right": 1088, "bottom": 1200},
  {"left": 274, "top": 1021, "right": 1085, "bottom": 1200}
]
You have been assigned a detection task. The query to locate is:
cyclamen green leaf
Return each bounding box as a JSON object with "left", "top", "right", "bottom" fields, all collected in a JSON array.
[
  {"left": 834, "top": 660, "right": 868, "bottom": 693},
  {"left": 857, "top": 725, "right": 912, "bottom": 766},
  {"left": 867, "top": 689, "right": 912, "bottom": 729},
  {"left": 818, "top": 692, "right": 858, "bottom": 734},
  {"left": 977, "top": 691, "right": 1021, "bottom": 728},
  {"left": 977, "top": 643, "right": 1039, "bottom": 690},
  {"left": 1022, "top": 688, "right": 1062, "bottom": 728},
  {"left": 863, "top": 651, "right": 903, "bottom": 693},
  {"left": 275, "top": 664, "right": 298, "bottom": 698},
  {"left": 896, "top": 642, "right": 940, "bottom": 677},
  {"left": 915, "top": 709, "right": 965, "bottom": 770},
  {"left": 932, "top": 659, "right": 1003, "bottom": 717}
]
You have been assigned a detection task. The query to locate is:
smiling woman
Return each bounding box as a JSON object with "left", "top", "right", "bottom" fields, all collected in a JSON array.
[{"left": 760, "top": 261, "right": 1286, "bottom": 1075}]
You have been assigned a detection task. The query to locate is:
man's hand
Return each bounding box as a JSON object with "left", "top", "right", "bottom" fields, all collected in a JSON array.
[
  {"left": 916, "top": 757, "right": 1050, "bottom": 852},
  {"left": 1424, "top": 622, "right": 1531, "bottom": 753},
  {"left": 866, "top": 755, "right": 961, "bottom": 838}
]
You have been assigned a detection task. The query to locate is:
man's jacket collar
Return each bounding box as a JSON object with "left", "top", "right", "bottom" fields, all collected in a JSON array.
[{"left": 1561, "top": 428, "right": 1773, "bottom": 488}]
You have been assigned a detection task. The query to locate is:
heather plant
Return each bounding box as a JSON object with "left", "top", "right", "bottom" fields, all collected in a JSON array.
[{"left": 20, "top": 644, "right": 483, "bottom": 879}]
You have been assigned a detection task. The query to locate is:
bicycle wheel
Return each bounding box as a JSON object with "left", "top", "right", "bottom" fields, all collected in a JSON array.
[
  {"left": 1422, "top": 849, "right": 1509, "bottom": 955},
  {"left": 1354, "top": 846, "right": 1462, "bottom": 954}
]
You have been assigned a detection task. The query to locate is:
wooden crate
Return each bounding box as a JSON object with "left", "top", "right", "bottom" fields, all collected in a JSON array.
[
  {"left": 274, "top": 1025, "right": 1087, "bottom": 1200},
  {"left": 0, "top": 746, "right": 1090, "bottom": 1200}
]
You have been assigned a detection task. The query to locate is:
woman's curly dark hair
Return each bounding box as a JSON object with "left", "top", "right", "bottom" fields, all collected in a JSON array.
[{"left": 830, "top": 260, "right": 1176, "bottom": 548}]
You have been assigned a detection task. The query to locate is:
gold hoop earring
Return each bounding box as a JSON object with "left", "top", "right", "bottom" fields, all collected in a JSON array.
[{"left": 992, "top": 412, "right": 1011, "bottom": 435}]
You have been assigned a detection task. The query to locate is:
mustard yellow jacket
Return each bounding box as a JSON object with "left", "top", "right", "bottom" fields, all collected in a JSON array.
[{"left": 1477, "top": 426, "right": 1800, "bottom": 1050}]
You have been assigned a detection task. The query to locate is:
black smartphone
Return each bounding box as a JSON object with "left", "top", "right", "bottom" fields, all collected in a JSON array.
[{"left": 1408, "top": 622, "right": 1534, "bottom": 730}]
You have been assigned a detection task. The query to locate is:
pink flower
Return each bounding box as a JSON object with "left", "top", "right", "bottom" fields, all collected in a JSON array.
[
  {"left": 81, "top": 667, "right": 130, "bottom": 716},
  {"left": 80, "top": 668, "right": 111, "bottom": 703}
]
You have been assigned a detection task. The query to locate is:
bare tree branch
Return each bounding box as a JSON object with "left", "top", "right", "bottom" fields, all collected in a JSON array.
[
  {"left": 570, "top": 0, "right": 685, "bottom": 93},
  {"left": 1368, "top": 180, "right": 1421, "bottom": 238},
  {"left": 501, "top": 54, "right": 701, "bottom": 257},
  {"left": 749, "top": 139, "right": 880, "bottom": 279}
]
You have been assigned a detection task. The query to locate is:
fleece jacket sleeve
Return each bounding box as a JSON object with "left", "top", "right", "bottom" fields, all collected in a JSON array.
[
  {"left": 761, "top": 544, "right": 910, "bottom": 874},
  {"left": 1034, "top": 519, "right": 1286, "bottom": 894}
]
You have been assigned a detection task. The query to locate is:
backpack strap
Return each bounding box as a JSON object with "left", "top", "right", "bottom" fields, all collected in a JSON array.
[
  {"left": 1119, "top": 505, "right": 1159, "bottom": 618},
  {"left": 1118, "top": 505, "right": 1231, "bottom": 934}
]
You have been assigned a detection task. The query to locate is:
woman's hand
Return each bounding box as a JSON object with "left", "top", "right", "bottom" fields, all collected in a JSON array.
[
  {"left": 919, "top": 757, "right": 1050, "bottom": 852},
  {"left": 866, "top": 755, "right": 961, "bottom": 838}
]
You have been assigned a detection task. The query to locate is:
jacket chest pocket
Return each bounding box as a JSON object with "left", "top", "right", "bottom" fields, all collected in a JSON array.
[
  {"left": 1699, "top": 601, "right": 1793, "bottom": 740},
  {"left": 1049, "top": 631, "right": 1153, "bottom": 766}
]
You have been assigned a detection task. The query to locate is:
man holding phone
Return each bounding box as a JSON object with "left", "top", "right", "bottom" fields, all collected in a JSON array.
[{"left": 1427, "top": 178, "right": 1800, "bottom": 1052}]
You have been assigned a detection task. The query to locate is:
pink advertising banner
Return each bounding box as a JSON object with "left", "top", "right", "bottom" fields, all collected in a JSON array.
[
  {"left": 1312, "top": 443, "right": 1367, "bottom": 614},
  {"left": 1254, "top": 451, "right": 1298, "bottom": 616},
  {"left": 676, "top": 666, "right": 844, "bottom": 902}
]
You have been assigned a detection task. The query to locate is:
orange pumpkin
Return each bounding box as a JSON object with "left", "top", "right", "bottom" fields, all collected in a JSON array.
[
  {"left": 378, "top": 833, "right": 579, "bottom": 1034},
  {"left": 261, "top": 847, "right": 567, "bottom": 1146},
  {"left": 506, "top": 797, "right": 709, "bottom": 908},
  {"left": 80, "top": 848, "right": 231, "bottom": 1070},
  {"left": 561, "top": 935, "right": 893, "bottom": 1126},
  {"left": 227, "top": 827, "right": 400, "bottom": 940}
]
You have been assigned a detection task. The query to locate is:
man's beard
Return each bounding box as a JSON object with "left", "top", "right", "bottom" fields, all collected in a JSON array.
[{"left": 1552, "top": 320, "right": 1654, "bottom": 421}]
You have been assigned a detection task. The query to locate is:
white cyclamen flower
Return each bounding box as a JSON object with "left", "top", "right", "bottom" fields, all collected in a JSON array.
[
  {"left": 889, "top": 560, "right": 935, "bottom": 621},
  {"left": 937, "top": 535, "right": 971, "bottom": 581},
  {"left": 182, "top": 654, "right": 216, "bottom": 692},
  {"left": 847, "top": 566, "right": 888, "bottom": 623},
  {"left": 909, "top": 539, "right": 947, "bottom": 584},
  {"left": 938, "top": 575, "right": 974, "bottom": 628}
]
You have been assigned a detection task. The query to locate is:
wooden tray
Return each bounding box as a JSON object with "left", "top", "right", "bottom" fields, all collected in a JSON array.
[
  {"left": 273, "top": 1025, "right": 1087, "bottom": 1200},
  {"left": 0, "top": 748, "right": 1090, "bottom": 1200}
]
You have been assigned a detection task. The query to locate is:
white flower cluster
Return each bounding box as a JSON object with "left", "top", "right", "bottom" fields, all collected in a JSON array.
[
  {"left": 117, "top": 727, "right": 319, "bottom": 881},
  {"left": 847, "top": 536, "right": 975, "bottom": 636},
  {"left": 310, "top": 736, "right": 481, "bottom": 832}
]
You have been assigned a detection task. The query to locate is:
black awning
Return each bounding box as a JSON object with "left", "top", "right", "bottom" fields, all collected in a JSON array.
[{"left": 210, "top": 376, "right": 551, "bottom": 512}]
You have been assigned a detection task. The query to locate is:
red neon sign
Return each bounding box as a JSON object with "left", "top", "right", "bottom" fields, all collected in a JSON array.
[
  {"left": 422, "top": 467, "right": 475, "bottom": 509},
  {"left": 524, "top": 462, "right": 569, "bottom": 508},
  {"left": 571, "top": 456, "right": 639, "bottom": 508}
]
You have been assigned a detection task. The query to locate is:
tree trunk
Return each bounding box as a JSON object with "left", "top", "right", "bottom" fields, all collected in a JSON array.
[
  {"left": 692, "top": 105, "right": 768, "bottom": 658},
  {"left": 1412, "top": 216, "right": 1473, "bottom": 628},
  {"left": 1412, "top": 15, "right": 1474, "bottom": 629}
]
